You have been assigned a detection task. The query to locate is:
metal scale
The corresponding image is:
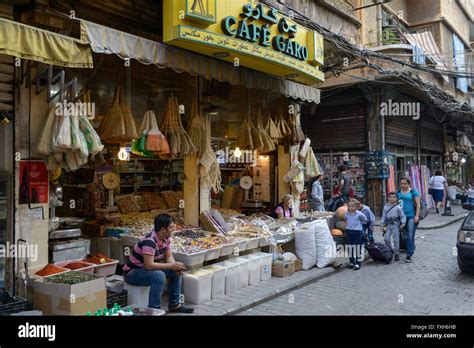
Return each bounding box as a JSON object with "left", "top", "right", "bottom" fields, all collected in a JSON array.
[{"left": 48, "top": 179, "right": 90, "bottom": 263}]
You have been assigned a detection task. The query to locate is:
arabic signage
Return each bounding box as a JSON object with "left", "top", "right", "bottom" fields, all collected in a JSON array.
[{"left": 164, "top": 0, "right": 324, "bottom": 85}]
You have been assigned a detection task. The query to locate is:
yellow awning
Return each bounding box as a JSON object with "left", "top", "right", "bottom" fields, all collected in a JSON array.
[{"left": 0, "top": 17, "right": 93, "bottom": 68}]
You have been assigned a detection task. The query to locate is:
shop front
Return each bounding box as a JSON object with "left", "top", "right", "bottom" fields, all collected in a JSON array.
[{"left": 0, "top": 1, "right": 343, "bottom": 316}]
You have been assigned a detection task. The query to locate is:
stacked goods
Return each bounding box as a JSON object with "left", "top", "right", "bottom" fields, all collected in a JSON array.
[
  {"left": 134, "top": 195, "right": 149, "bottom": 212},
  {"left": 160, "top": 191, "right": 183, "bottom": 209},
  {"left": 99, "top": 86, "right": 140, "bottom": 144},
  {"left": 161, "top": 96, "right": 196, "bottom": 159},
  {"left": 35, "top": 264, "right": 68, "bottom": 277},
  {"left": 116, "top": 194, "right": 140, "bottom": 214},
  {"left": 140, "top": 192, "right": 164, "bottom": 210}
]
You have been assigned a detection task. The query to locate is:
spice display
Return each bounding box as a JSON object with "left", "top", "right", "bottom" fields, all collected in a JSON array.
[
  {"left": 63, "top": 261, "right": 94, "bottom": 270},
  {"left": 44, "top": 272, "right": 96, "bottom": 285},
  {"left": 160, "top": 191, "right": 183, "bottom": 209},
  {"left": 171, "top": 245, "right": 205, "bottom": 254},
  {"left": 134, "top": 194, "right": 149, "bottom": 212},
  {"left": 173, "top": 229, "right": 207, "bottom": 239},
  {"left": 116, "top": 194, "right": 140, "bottom": 214},
  {"left": 84, "top": 253, "right": 114, "bottom": 264},
  {"left": 35, "top": 264, "right": 67, "bottom": 277},
  {"left": 140, "top": 192, "right": 163, "bottom": 210}
]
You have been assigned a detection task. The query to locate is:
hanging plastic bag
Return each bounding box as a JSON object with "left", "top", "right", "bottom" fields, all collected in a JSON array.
[
  {"left": 299, "top": 138, "right": 311, "bottom": 158},
  {"left": 136, "top": 110, "right": 150, "bottom": 153},
  {"left": 52, "top": 106, "right": 71, "bottom": 150},
  {"left": 69, "top": 109, "right": 81, "bottom": 150},
  {"left": 36, "top": 106, "right": 57, "bottom": 155},
  {"left": 79, "top": 115, "right": 104, "bottom": 156}
]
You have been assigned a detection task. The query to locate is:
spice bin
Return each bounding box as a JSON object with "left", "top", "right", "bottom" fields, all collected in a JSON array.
[
  {"left": 218, "top": 241, "right": 237, "bottom": 257},
  {"left": 246, "top": 237, "right": 261, "bottom": 250},
  {"left": 214, "top": 261, "right": 239, "bottom": 294},
  {"left": 172, "top": 250, "right": 207, "bottom": 268},
  {"left": 252, "top": 252, "right": 273, "bottom": 281},
  {"left": 228, "top": 257, "right": 250, "bottom": 289},
  {"left": 182, "top": 269, "right": 213, "bottom": 305},
  {"left": 243, "top": 254, "right": 261, "bottom": 285},
  {"left": 54, "top": 260, "right": 96, "bottom": 274},
  {"left": 94, "top": 260, "right": 119, "bottom": 276},
  {"left": 204, "top": 247, "right": 221, "bottom": 261},
  {"left": 259, "top": 237, "right": 270, "bottom": 248},
  {"left": 201, "top": 265, "right": 226, "bottom": 299},
  {"left": 106, "top": 275, "right": 124, "bottom": 293}
]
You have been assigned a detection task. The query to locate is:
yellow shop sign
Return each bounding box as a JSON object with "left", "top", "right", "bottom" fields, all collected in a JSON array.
[{"left": 163, "top": 0, "right": 324, "bottom": 85}]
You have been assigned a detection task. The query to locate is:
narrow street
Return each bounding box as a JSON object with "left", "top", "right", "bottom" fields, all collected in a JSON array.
[{"left": 239, "top": 221, "right": 474, "bottom": 316}]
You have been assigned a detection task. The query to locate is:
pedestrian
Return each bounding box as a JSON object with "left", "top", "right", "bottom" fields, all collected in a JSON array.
[
  {"left": 429, "top": 170, "right": 447, "bottom": 213},
  {"left": 123, "top": 214, "right": 194, "bottom": 313},
  {"left": 467, "top": 183, "right": 474, "bottom": 205},
  {"left": 355, "top": 200, "right": 376, "bottom": 243},
  {"left": 336, "top": 165, "right": 351, "bottom": 203},
  {"left": 344, "top": 199, "right": 367, "bottom": 270},
  {"left": 381, "top": 192, "right": 406, "bottom": 261},
  {"left": 309, "top": 174, "right": 325, "bottom": 212},
  {"left": 272, "top": 194, "right": 294, "bottom": 219},
  {"left": 397, "top": 177, "right": 421, "bottom": 263}
]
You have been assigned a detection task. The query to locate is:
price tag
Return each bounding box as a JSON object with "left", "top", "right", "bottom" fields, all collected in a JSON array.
[{"left": 27, "top": 207, "right": 44, "bottom": 220}]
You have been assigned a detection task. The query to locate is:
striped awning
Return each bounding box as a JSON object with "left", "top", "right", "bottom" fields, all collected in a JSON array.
[{"left": 403, "top": 31, "right": 449, "bottom": 82}]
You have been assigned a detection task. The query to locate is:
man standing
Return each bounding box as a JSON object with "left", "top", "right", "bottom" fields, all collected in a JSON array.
[{"left": 123, "top": 214, "right": 194, "bottom": 313}]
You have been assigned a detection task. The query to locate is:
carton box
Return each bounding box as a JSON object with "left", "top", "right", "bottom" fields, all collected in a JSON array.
[
  {"left": 271, "top": 260, "right": 295, "bottom": 277},
  {"left": 34, "top": 272, "right": 106, "bottom": 315},
  {"left": 294, "top": 259, "right": 303, "bottom": 272}
]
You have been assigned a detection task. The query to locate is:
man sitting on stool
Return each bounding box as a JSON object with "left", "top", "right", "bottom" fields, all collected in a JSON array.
[{"left": 123, "top": 214, "right": 194, "bottom": 313}]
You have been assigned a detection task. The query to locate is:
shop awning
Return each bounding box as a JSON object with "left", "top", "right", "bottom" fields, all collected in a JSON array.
[
  {"left": 0, "top": 17, "right": 93, "bottom": 68},
  {"left": 80, "top": 20, "right": 320, "bottom": 103}
]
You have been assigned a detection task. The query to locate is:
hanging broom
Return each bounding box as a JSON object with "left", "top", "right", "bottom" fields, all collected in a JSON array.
[
  {"left": 187, "top": 86, "right": 207, "bottom": 158},
  {"left": 256, "top": 110, "right": 275, "bottom": 154},
  {"left": 146, "top": 110, "right": 170, "bottom": 155},
  {"left": 118, "top": 87, "right": 141, "bottom": 143},
  {"left": 237, "top": 113, "right": 253, "bottom": 149},
  {"left": 99, "top": 86, "right": 126, "bottom": 144}
]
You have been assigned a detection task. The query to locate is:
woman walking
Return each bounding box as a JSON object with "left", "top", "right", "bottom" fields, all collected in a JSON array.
[
  {"left": 309, "top": 175, "right": 325, "bottom": 212},
  {"left": 397, "top": 177, "right": 421, "bottom": 263},
  {"left": 429, "top": 170, "right": 447, "bottom": 214}
]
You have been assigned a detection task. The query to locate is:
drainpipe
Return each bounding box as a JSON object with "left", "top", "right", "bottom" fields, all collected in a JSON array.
[{"left": 377, "top": 3, "right": 383, "bottom": 46}]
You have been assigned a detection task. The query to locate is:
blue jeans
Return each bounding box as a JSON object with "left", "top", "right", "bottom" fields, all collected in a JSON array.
[
  {"left": 125, "top": 268, "right": 182, "bottom": 309},
  {"left": 363, "top": 224, "right": 374, "bottom": 242},
  {"left": 469, "top": 198, "right": 474, "bottom": 204},
  {"left": 345, "top": 229, "right": 364, "bottom": 266},
  {"left": 406, "top": 217, "right": 419, "bottom": 257}
]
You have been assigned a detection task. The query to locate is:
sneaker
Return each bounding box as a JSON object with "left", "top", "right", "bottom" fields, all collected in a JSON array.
[
  {"left": 394, "top": 255, "right": 400, "bottom": 261},
  {"left": 168, "top": 305, "right": 194, "bottom": 314},
  {"left": 348, "top": 263, "right": 355, "bottom": 269},
  {"left": 405, "top": 256, "right": 412, "bottom": 263},
  {"left": 354, "top": 265, "right": 361, "bottom": 271}
]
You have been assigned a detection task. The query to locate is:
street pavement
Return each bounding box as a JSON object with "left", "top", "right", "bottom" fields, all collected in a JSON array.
[{"left": 238, "top": 221, "right": 474, "bottom": 316}]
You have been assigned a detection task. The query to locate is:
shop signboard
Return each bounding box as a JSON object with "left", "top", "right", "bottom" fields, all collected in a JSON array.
[{"left": 163, "top": 0, "right": 324, "bottom": 85}]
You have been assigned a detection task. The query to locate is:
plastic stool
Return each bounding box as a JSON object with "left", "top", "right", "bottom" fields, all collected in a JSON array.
[{"left": 124, "top": 283, "right": 150, "bottom": 307}]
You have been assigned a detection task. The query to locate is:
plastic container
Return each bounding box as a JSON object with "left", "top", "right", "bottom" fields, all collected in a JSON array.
[
  {"left": 246, "top": 237, "right": 261, "bottom": 250},
  {"left": 96, "top": 237, "right": 112, "bottom": 256},
  {"left": 172, "top": 250, "right": 207, "bottom": 268},
  {"left": 214, "top": 261, "right": 239, "bottom": 294},
  {"left": 201, "top": 265, "right": 226, "bottom": 299},
  {"left": 106, "top": 275, "right": 124, "bottom": 293},
  {"left": 93, "top": 260, "right": 119, "bottom": 276},
  {"left": 182, "top": 269, "right": 213, "bottom": 304},
  {"left": 228, "top": 257, "right": 250, "bottom": 289},
  {"left": 204, "top": 247, "right": 221, "bottom": 261},
  {"left": 54, "top": 260, "right": 96, "bottom": 274},
  {"left": 106, "top": 289, "right": 128, "bottom": 308},
  {"left": 109, "top": 238, "right": 127, "bottom": 264},
  {"left": 259, "top": 237, "right": 270, "bottom": 248},
  {"left": 230, "top": 238, "right": 247, "bottom": 255},
  {"left": 253, "top": 252, "right": 273, "bottom": 281},
  {"left": 243, "top": 254, "right": 262, "bottom": 285},
  {"left": 219, "top": 241, "right": 236, "bottom": 257}
]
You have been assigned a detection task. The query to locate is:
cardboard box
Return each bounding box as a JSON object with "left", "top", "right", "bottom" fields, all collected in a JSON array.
[
  {"left": 294, "top": 259, "right": 303, "bottom": 272},
  {"left": 34, "top": 272, "right": 106, "bottom": 315},
  {"left": 271, "top": 261, "right": 295, "bottom": 277}
]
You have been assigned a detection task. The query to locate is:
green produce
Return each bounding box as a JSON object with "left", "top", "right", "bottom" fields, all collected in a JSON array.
[{"left": 44, "top": 272, "right": 96, "bottom": 285}]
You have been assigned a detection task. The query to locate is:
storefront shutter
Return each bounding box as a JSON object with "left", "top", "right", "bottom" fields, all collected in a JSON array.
[
  {"left": 420, "top": 115, "right": 443, "bottom": 152},
  {"left": 304, "top": 104, "right": 366, "bottom": 150},
  {"left": 0, "top": 54, "right": 13, "bottom": 112},
  {"left": 385, "top": 116, "right": 417, "bottom": 148}
]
